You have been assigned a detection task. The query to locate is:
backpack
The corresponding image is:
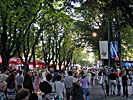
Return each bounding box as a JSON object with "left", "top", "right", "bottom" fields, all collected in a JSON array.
[{"left": 39, "top": 81, "right": 52, "bottom": 94}]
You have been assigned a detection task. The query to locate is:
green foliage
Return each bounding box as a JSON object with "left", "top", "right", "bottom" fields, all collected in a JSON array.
[
  {"left": 0, "top": 0, "right": 133, "bottom": 69},
  {"left": 121, "top": 25, "right": 133, "bottom": 60},
  {"left": 121, "top": 25, "right": 133, "bottom": 46},
  {"left": 0, "top": 0, "right": 44, "bottom": 68}
]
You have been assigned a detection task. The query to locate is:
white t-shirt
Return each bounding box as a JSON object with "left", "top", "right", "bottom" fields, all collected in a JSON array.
[
  {"left": 55, "top": 81, "right": 66, "bottom": 98},
  {"left": 42, "top": 71, "right": 46, "bottom": 81}
]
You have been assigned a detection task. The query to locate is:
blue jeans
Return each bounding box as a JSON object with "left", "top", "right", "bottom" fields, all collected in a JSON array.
[{"left": 83, "top": 88, "right": 89, "bottom": 100}]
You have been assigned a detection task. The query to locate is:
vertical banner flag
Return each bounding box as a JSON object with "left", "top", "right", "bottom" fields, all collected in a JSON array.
[
  {"left": 99, "top": 41, "right": 108, "bottom": 59},
  {"left": 110, "top": 41, "right": 119, "bottom": 60}
]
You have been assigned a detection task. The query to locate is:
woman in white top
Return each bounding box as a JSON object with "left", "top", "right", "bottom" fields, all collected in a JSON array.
[{"left": 55, "top": 75, "right": 66, "bottom": 99}]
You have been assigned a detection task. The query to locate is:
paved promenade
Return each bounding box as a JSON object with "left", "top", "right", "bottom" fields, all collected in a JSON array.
[{"left": 89, "top": 84, "right": 133, "bottom": 100}]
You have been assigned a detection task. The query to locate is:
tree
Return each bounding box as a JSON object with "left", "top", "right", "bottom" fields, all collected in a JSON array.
[
  {"left": 0, "top": 0, "right": 44, "bottom": 69},
  {"left": 1, "top": 0, "right": 132, "bottom": 71},
  {"left": 65, "top": 0, "right": 133, "bottom": 65}
]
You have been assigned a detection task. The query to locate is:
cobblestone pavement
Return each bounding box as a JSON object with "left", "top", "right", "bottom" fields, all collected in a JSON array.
[{"left": 89, "top": 84, "right": 133, "bottom": 100}]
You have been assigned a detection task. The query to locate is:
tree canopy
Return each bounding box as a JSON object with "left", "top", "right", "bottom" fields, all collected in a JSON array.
[{"left": 0, "top": 0, "right": 133, "bottom": 70}]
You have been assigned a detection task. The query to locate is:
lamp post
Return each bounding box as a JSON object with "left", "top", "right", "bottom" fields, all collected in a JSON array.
[{"left": 107, "top": 18, "right": 111, "bottom": 69}]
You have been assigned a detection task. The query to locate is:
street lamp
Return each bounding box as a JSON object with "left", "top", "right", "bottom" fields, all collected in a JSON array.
[{"left": 92, "top": 32, "right": 97, "bottom": 37}]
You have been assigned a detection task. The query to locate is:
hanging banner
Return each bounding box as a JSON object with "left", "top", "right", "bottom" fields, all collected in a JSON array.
[
  {"left": 110, "top": 41, "right": 119, "bottom": 60},
  {"left": 99, "top": 41, "right": 108, "bottom": 59}
]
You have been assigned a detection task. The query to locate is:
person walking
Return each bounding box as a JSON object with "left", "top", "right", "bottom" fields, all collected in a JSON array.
[
  {"left": 6, "top": 73, "right": 17, "bottom": 100},
  {"left": 0, "top": 68, "right": 8, "bottom": 82},
  {"left": 45, "top": 73, "right": 55, "bottom": 92},
  {"left": 23, "top": 73, "right": 34, "bottom": 94},
  {"left": 55, "top": 75, "right": 66, "bottom": 100},
  {"left": 0, "top": 81, "right": 7, "bottom": 100},
  {"left": 86, "top": 70, "right": 91, "bottom": 84},
  {"left": 79, "top": 72, "right": 89, "bottom": 100},
  {"left": 16, "top": 70, "right": 24, "bottom": 91},
  {"left": 98, "top": 70, "right": 104, "bottom": 85},
  {"left": 131, "top": 72, "right": 133, "bottom": 95},
  {"left": 33, "top": 71, "right": 40, "bottom": 93},
  {"left": 70, "top": 78, "right": 86, "bottom": 100},
  {"left": 108, "top": 69, "right": 118, "bottom": 95},
  {"left": 64, "top": 71, "right": 74, "bottom": 100},
  {"left": 122, "top": 71, "right": 129, "bottom": 97},
  {"left": 42, "top": 68, "right": 49, "bottom": 81},
  {"left": 91, "top": 70, "right": 96, "bottom": 86}
]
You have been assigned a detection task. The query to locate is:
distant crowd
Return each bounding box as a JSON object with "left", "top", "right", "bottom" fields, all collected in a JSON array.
[{"left": 0, "top": 66, "right": 133, "bottom": 100}]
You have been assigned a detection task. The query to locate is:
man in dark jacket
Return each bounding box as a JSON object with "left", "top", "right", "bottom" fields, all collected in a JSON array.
[
  {"left": 122, "top": 71, "right": 128, "bottom": 98},
  {"left": 108, "top": 69, "right": 118, "bottom": 95}
]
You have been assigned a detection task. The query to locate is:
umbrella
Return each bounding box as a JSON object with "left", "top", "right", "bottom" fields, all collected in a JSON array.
[
  {"left": 124, "top": 62, "right": 132, "bottom": 68},
  {"left": 9, "top": 58, "right": 17, "bottom": 64},
  {"left": 16, "top": 58, "right": 23, "bottom": 64},
  {"left": 30, "top": 60, "right": 46, "bottom": 68},
  {"left": 0, "top": 57, "right": 23, "bottom": 65}
]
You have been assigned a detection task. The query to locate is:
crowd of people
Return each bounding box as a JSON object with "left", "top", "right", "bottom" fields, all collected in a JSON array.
[
  {"left": 0, "top": 66, "right": 133, "bottom": 100},
  {"left": 102, "top": 67, "right": 133, "bottom": 98}
]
